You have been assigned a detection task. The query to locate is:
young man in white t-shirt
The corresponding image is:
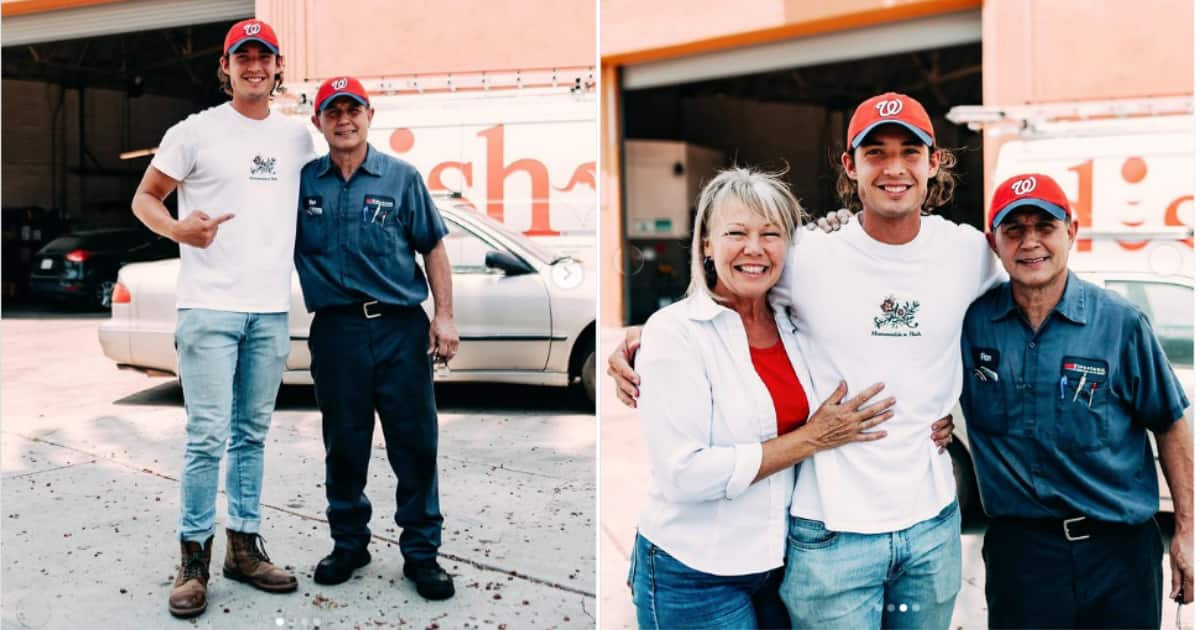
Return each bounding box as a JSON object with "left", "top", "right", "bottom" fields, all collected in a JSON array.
[
  {"left": 610, "top": 93, "right": 1004, "bottom": 628},
  {"left": 131, "top": 19, "right": 314, "bottom": 619}
]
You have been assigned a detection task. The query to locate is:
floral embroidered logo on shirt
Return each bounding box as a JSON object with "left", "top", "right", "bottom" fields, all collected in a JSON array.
[
  {"left": 249, "top": 155, "right": 278, "bottom": 181},
  {"left": 871, "top": 294, "right": 922, "bottom": 337}
]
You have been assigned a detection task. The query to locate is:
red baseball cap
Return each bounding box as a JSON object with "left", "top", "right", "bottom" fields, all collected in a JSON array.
[
  {"left": 314, "top": 76, "right": 370, "bottom": 115},
  {"left": 224, "top": 19, "right": 280, "bottom": 56},
  {"left": 846, "top": 92, "right": 936, "bottom": 150},
  {"left": 988, "top": 173, "right": 1073, "bottom": 231}
]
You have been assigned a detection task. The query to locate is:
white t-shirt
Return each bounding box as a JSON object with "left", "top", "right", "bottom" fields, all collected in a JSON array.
[
  {"left": 151, "top": 103, "right": 314, "bottom": 312},
  {"left": 774, "top": 215, "right": 1005, "bottom": 533}
]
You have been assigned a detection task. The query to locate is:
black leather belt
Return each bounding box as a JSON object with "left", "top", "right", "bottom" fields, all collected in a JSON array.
[
  {"left": 995, "top": 516, "right": 1144, "bottom": 542},
  {"left": 318, "top": 300, "right": 412, "bottom": 319}
]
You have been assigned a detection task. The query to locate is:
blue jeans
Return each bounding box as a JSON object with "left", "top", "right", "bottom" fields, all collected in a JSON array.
[
  {"left": 630, "top": 533, "right": 791, "bottom": 629},
  {"left": 175, "top": 308, "right": 289, "bottom": 543},
  {"left": 780, "top": 501, "right": 961, "bottom": 629}
]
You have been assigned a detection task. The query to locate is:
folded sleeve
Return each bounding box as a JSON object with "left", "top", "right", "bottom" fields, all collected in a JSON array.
[{"left": 638, "top": 312, "right": 764, "bottom": 503}]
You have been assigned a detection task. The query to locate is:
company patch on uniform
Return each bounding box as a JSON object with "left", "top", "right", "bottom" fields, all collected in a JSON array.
[
  {"left": 870, "top": 294, "right": 923, "bottom": 337},
  {"left": 362, "top": 195, "right": 396, "bottom": 224},
  {"left": 1061, "top": 356, "right": 1108, "bottom": 381}
]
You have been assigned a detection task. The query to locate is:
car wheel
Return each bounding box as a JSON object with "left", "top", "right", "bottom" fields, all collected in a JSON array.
[
  {"left": 95, "top": 280, "right": 116, "bottom": 310},
  {"left": 580, "top": 350, "right": 596, "bottom": 405},
  {"left": 948, "top": 438, "right": 979, "bottom": 522}
]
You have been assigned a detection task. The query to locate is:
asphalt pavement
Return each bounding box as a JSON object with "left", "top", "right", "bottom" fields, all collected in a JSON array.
[{"left": 1, "top": 308, "right": 596, "bottom": 629}]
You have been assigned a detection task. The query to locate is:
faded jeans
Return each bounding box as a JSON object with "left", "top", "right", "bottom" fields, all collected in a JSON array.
[
  {"left": 175, "top": 308, "right": 289, "bottom": 543},
  {"left": 780, "top": 500, "right": 962, "bottom": 629}
]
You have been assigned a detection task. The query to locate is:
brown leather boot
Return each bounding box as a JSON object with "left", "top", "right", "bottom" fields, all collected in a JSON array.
[
  {"left": 222, "top": 529, "right": 298, "bottom": 593},
  {"left": 168, "top": 536, "right": 212, "bottom": 618}
]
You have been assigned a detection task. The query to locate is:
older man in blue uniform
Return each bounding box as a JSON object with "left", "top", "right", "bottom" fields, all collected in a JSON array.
[
  {"left": 961, "top": 173, "right": 1193, "bottom": 628},
  {"left": 294, "top": 76, "right": 458, "bottom": 600}
]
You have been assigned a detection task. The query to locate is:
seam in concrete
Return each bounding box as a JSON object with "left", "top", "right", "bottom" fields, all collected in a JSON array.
[
  {"left": 3, "top": 458, "right": 99, "bottom": 480},
  {"left": 12, "top": 431, "right": 596, "bottom": 599}
]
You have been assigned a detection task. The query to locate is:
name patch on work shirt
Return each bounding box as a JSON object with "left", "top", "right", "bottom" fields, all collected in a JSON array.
[
  {"left": 303, "top": 195, "right": 323, "bottom": 216},
  {"left": 971, "top": 346, "right": 1000, "bottom": 382}
]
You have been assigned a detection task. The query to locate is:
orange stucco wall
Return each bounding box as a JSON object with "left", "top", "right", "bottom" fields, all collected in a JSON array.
[
  {"left": 980, "top": 0, "right": 1193, "bottom": 202},
  {"left": 600, "top": 0, "right": 980, "bottom": 64},
  {"left": 258, "top": 0, "right": 595, "bottom": 83}
]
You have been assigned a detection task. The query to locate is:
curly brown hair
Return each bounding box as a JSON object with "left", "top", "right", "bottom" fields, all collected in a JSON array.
[
  {"left": 835, "top": 146, "right": 959, "bottom": 214},
  {"left": 216, "top": 54, "right": 284, "bottom": 98}
]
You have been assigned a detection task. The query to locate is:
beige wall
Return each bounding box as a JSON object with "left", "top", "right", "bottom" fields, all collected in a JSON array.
[{"left": 259, "top": 0, "right": 595, "bottom": 83}]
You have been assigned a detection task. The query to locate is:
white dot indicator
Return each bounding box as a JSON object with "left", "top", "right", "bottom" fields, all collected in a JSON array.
[
  {"left": 276, "top": 619, "right": 285, "bottom": 627},
  {"left": 899, "top": 604, "right": 909, "bottom": 613},
  {"left": 912, "top": 604, "right": 921, "bottom": 612},
  {"left": 887, "top": 604, "right": 896, "bottom": 612}
]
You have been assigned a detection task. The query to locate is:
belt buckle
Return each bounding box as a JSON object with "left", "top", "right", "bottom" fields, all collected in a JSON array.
[
  {"left": 1063, "top": 516, "right": 1090, "bottom": 541},
  {"left": 362, "top": 300, "right": 382, "bottom": 319}
]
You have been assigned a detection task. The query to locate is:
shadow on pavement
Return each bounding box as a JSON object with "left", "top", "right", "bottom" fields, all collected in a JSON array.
[{"left": 114, "top": 380, "right": 594, "bottom": 415}]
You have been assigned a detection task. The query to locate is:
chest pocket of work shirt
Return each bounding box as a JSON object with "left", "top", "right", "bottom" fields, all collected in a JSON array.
[
  {"left": 1056, "top": 356, "right": 1112, "bottom": 452},
  {"left": 966, "top": 346, "right": 1011, "bottom": 436},
  {"left": 299, "top": 195, "right": 327, "bottom": 254},
  {"left": 359, "top": 194, "right": 400, "bottom": 256}
]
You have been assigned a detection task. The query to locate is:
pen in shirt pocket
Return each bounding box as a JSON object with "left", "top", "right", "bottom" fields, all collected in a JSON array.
[{"left": 1059, "top": 375, "right": 1068, "bottom": 399}]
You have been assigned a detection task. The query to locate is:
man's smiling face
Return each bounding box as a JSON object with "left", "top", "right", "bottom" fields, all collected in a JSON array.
[
  {"left": 221, "top": 42, "right": 280, "bottom": 101},
  {"left": 842, "top": 125, "right": 939, "bottom": 220},
  {"left": 313, "top": 97, "right": 373, "bottom": 152},
  {"left": 991, "top": 207, "right": 1077, "bottom": 291}
]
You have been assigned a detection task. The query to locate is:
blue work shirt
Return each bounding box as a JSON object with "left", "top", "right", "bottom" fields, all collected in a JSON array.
[
  {"left": 960, "top": 271, "right": 1188, "bottom": 524},
  {"left": 294, "top": 144, "right": 448, "bottom": 312}
]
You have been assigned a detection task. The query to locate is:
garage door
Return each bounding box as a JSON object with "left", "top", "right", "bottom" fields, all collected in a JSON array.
[
  {"left": 3, "top": 0, "right": 253, "bottom": 47},
  {"left": 622, "top": 9, "right": 981, "bottom": 90}
]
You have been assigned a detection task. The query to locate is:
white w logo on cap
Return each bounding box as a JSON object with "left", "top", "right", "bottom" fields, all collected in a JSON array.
[
  {"left": 332, "top": 78, "right": 348, "bottom": 90},
  {"left": 875, "top": 99, "right": 903, "bottom": 117},
  {"left": 1011, "top": 177, "right": 1037, "bottom": 195},
  {"left": 243, "top": 23, "right": 262, "bottom": 36}
]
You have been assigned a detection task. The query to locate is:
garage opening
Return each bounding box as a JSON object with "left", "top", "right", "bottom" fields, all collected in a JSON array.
[
  {"left": 2, "top": 16, "right": 248, "bottom": 303},
  {"left": 620, "top": 40, "right": 983, "bottom": 324}
]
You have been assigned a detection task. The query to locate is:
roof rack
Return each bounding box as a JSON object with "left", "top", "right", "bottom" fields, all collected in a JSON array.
[{"left": 947, "top": 96, "right": 1193, "bottom": 136}]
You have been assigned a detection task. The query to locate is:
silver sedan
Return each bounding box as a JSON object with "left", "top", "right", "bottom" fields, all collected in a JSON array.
[{"left": 98, "top": 201, "right": 597, "bottom": 403}]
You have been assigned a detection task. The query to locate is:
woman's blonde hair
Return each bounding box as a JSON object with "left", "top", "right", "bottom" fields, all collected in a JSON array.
[{"left": 686, "top": 167, "right": 808, "bottom": 300}]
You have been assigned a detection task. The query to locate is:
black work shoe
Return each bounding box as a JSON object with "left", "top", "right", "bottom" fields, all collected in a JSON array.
[
  {"left": 403, "top": 558, "right": 455, "bottom": 600},
  {"left": 313, "top": 547, "right": 371, "bottom": 585}
]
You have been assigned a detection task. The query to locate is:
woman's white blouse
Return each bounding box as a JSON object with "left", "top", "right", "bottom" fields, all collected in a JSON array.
[{"left": 635, "top": 291, "right": 816, "bottom": 576}]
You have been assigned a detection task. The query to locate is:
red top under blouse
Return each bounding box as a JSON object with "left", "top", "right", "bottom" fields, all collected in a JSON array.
[{"left": 748, "top": 341, "right": 810, "bottom": 436}]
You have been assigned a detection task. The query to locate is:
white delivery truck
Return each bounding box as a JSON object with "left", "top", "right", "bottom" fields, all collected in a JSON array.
[
  {"left": 276, "top": 70, "right": 597, "bottom": 264},
  {"left": 947, "top": 98, "right": 1194, "bottom": 515}
]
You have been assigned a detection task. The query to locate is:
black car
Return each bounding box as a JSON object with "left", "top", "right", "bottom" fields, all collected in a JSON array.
[{"left": 30, "top": 228, "right": 179, "bottom": 309}]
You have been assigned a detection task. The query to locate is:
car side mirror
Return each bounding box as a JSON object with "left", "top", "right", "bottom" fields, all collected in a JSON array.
[{"left": 484, "top": 250, "right": 534, "bottom": 276}]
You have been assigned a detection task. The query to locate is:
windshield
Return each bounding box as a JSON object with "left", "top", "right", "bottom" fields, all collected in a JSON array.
[
  {"left": 1105, "top": 280, "right": 1194, "bottom": 368},
  {"left": 450, "top": 207, "right": 558, "bottom": 264}
]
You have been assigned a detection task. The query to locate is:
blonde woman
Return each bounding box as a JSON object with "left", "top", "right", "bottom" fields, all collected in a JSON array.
[{"left": 629, "top": 168, "right": 906, "bottom": 629}]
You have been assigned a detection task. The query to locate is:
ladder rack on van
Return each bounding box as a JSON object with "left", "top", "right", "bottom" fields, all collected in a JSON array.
[{"left": 946, "top": 96, "right": 1193, "bottom": 136}]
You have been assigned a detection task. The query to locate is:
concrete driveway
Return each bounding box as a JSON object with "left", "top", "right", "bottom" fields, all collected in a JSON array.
[{"left": 1, "top": 309, "right": 596, "bottom": 629}]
